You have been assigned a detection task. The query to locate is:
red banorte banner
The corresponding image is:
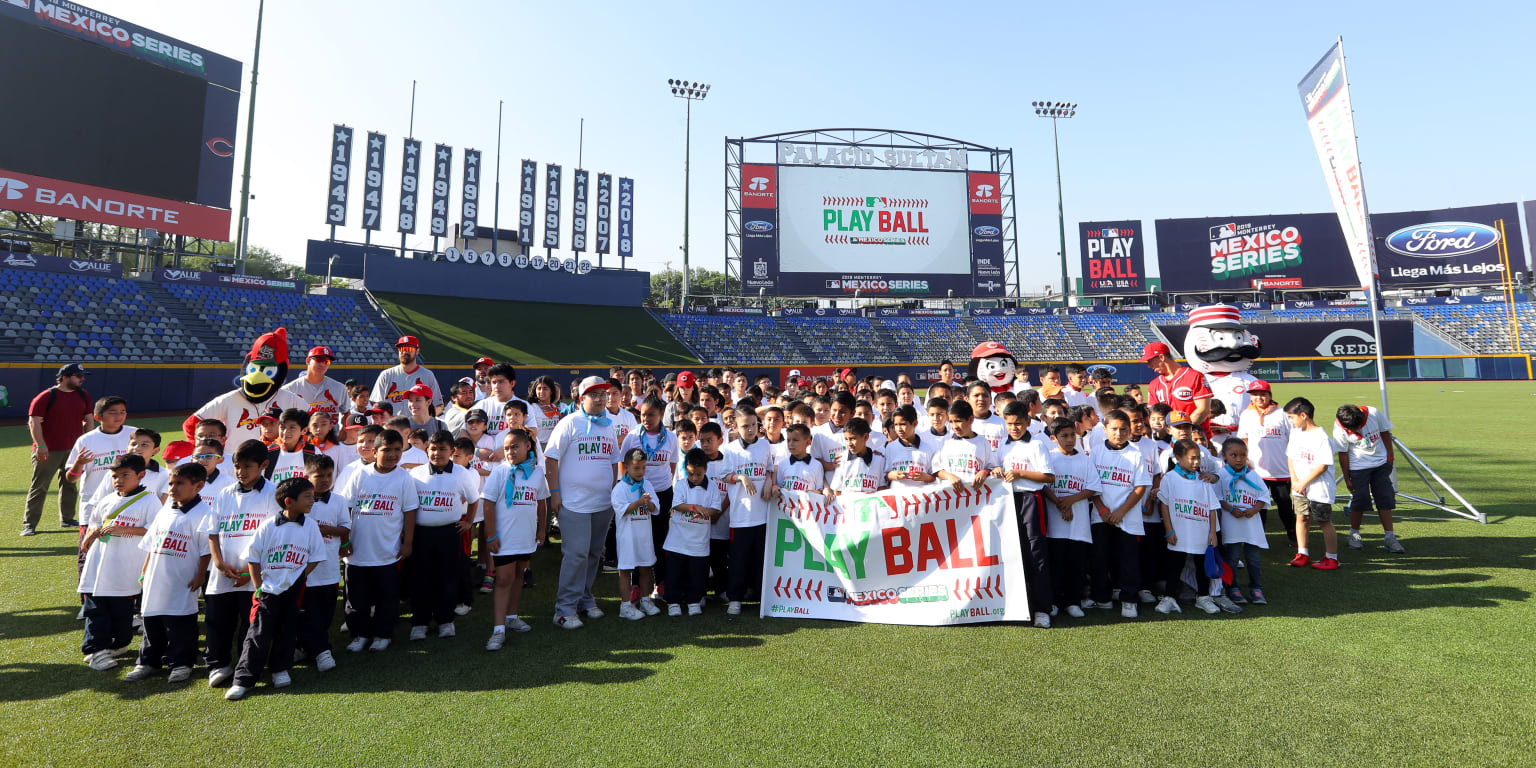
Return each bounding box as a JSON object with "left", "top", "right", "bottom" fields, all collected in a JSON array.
[{"left": 0, "top": 168, "right": 231, "bottom": 241}]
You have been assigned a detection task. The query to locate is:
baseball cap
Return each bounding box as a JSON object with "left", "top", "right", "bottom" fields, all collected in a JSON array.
[
  {"left": 1247, "top": 379, "right": 1272, "bottom": 393},
  {"left": 341, "top": 413, "right": 369, "bottom": 433},
  {"left": 465, "top": 408, "right": 489, "bottom": 424},
  {"left": 161, "top": 440, "right": 194, "bottom": 464},
  {"left": 395, "top": 335, "right": 420, "bottom": 348},
  {"left": 1141, "top": 342, "right": 1172, "bottom": 362},
  {"left": 1168, "top": 410, "right": 1194, "bottom": 427},
  {"left": 365, "top": 402, "right": 390, "bottom": 416},
  {"left": 577, "top": 375, "right": 611, "bottom": 397},
  {"left": 56, "top": 362, "right": 88, "bottom": 378},
  {"left": 406, "top": 384, "right": 433, "bottom": 400},
  {"left": 970, "top": 341, "right": 1012, "bottom": 359},
  {"left": 879, "top": 379, "right": 896, "bottom": 391},
  {"left": 474, "top": 357, "right": 494, "bottom": 368},
  {"left": 676, "top": 371, "right": 696, "bottom": 388},
  {"left": 256, "top": 403, "right": 283, "bottom": 423},
  {"left": 788, "top": 368, "right": 802, "bottom": 378},
  {"left": 306, "top": 346, "right": 335, "bottom": 361}
]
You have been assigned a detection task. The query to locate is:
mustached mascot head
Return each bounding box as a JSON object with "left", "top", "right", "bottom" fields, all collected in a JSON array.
[
  {"left": 240, "top": 328, "right": 290, "bottom": 404},
  {"left": 1183, "top": 305, "right": 1260, "bottom": 374},
  {"left": 968, "top": 341, "right": 1018, "bottom": 393}
]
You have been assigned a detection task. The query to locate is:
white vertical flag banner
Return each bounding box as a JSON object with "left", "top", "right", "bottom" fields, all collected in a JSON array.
[
  {"left": 1298, "top": 39, "right": 1377, "bottom": 290},
  {"left": 763, "top": 483, "right": 1027, "bottom": 625}
]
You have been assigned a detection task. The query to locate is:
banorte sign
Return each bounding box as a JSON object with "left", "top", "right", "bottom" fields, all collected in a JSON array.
[{"left": 0, "top": 169, "right": 230, "bottom": 240}]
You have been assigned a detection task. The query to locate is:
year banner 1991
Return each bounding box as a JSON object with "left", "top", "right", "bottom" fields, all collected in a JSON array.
[{"left": 762, "top": 483, "right": 1028, "bottom": 625}]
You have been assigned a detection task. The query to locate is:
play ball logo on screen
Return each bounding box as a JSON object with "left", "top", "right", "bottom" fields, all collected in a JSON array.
[
  {"left": 745, "top": 220, "right": 774, "bottom": 233},
  {"left": 1383, "top": 222, "right": 1499, "bottom": 258}
]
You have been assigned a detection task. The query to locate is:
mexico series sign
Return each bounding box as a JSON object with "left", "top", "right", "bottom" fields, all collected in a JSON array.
[{"left": 763, "top": 483, "right": 1028, "bottom": 625}]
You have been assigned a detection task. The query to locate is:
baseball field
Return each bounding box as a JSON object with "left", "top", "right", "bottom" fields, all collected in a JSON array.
[{"left": 1, "top": 381, "right": 1531, "bottom": 768}]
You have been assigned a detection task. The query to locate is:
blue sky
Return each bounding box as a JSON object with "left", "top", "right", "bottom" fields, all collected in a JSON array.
[{"left": 90, "top": 0, "right": 1534, "bottom": 288}]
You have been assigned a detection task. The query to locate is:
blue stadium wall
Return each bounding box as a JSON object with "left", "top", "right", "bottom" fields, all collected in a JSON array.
[{"left": 313, "top": 244, "right": 650, "bottom": 306}]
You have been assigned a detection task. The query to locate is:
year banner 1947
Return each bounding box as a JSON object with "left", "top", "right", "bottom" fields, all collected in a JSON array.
[{"left": 762, "top": 483, "right": 1028, "bottom": 625}]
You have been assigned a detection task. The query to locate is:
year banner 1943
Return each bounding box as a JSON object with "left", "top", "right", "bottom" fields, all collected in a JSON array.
[{"left": 762, "top": 483, "right": 1028, "bottom": 625}]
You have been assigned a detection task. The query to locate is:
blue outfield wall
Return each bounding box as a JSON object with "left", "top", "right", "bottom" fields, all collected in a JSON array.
[
  {"left": 3, "top": 357, "right": 1528, "bottom": 422},
  {"left": 341, "top": 247, "right": 650, "bottom": 307}
]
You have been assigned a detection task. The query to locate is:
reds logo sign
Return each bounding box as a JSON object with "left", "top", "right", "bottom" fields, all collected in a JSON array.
[{"left": 1172, "top": 386, "right": 1194, "bottom": 400}]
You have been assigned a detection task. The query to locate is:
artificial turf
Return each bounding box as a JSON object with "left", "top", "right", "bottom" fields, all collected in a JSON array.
[{"left": 0, "top": 381, "right": 1532, "bottom": 768}]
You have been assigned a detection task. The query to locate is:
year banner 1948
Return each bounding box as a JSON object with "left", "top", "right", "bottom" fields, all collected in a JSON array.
[{"left": 762, "top": 483, "right": 1028, "bottom": 625}]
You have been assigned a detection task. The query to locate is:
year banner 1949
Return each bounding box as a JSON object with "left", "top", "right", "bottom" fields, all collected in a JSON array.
[{"left": 762, "top": 483, "right": 1028, "bottom": 625}]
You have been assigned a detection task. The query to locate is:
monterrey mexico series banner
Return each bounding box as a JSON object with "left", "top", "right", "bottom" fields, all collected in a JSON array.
[
  {"left": 1298, "top": 39, "right": 1377, "bottom": 290},
  {"left": 762, "top": 483, "right": 1028, "bottom": 625}
]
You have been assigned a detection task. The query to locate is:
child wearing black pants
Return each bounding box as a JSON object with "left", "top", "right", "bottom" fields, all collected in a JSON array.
[
  {"left": 665, "top": 449, "right": 724, "bottom": 616},
  {"left": 226, "top": 477, "right": 328, "bottom": 701},
  {"left": 126, "top": 463, "right": 213, "bottom": 683}
]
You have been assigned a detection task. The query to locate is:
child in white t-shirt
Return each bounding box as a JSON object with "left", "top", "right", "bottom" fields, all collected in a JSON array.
[
  {"left": 932, "top": 401, "right": 995, "bottom": 493},
  {"left": 611, "top": 449, "right": 660, "bottom": 621},
  {"left": 479, "top": 428, "right": 550, "bottom": 649},
  {"left": 337, "top": 430, "right": 420, "bottom": 652},
  {"left": 129, "top": 428, "right": 169, "bottom": 502},
  {"left": 199, "top": 439, "right": 279, "bottom": 686},
  {"left": 266, "top": 408, "right": 317, "bottom": 484},
  {"left": 828, "top": 418, "right": 887, "bottom": 496},
  {"left": 1333, "top": 403, "right": 1401, "bottom": 553},
  {"left": 297, "top": 453, "right": 348, "bottom": 672},
  {"left": 1155, "top": 439, "right": 1234, "bottom": 616},
  {"left": 768, "top": 424, "right": 827, "bottom": 497},
  {"left": 664, "top": 448, "right": 724, "bottom": 616},
  {"left": 998, "top": 401, "right": 1055, "bottom": 628},
  {"left": 884, "top": 405, "right": 938, "bottom": 491},
  {"left": 126, "top": 462, "right": 211, "bottom": 683},
  {"left": 1088, "top": 410, "right": 1152, "bottom": 619},
  {"left": 1218, "top": 438, "right": 1271, "bottom": 606},
  {"left": 77, "top": 454, "right": 158, "bottom": 671},
  {"left": 1041, "top": 418, "right": 1101, "bottom": 620},
  {"left": 721, "top": 407, "right": 774, "bottom": 613},
  {"left": 1284, "top": 398, "right": 1340, "bottom": 570}
]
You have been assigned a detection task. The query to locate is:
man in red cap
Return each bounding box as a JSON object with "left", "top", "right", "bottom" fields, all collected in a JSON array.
[
  {"left": 1142, "top": 341, "right": 1211, "bottom": 426},
  {"left": 281, "top": 346, "right": 349, "bottom": 418},
  {"left": 186, "top": 328, "right": 306, "bottom": 448},
  {"left": 471, "top": 357, "right": 495, "bottom": 400},
  {"left": 371, "top": 335, "right": 442, "bottom": 410}
]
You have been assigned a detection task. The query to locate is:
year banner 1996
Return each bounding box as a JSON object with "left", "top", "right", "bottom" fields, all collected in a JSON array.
[{"left": 762, "top": 483, "right": 1028, "bottom": 625}]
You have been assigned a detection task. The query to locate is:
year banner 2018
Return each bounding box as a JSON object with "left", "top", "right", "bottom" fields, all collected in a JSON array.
[{"left": 762, "top": 483, "right": 1028, "bottom": 625}]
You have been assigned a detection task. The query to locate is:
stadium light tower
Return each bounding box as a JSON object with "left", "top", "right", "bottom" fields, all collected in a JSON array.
[
  {"left": 1034, "top": 100, "right": 1076, "bottom": 307},
  {"left": 668, "top": 78, "right": 709, "bottom": 310}
]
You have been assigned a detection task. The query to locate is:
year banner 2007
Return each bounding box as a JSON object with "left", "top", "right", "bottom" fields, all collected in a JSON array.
[{"left": 761, "top": 483, "right": 1028, "bottom": 625}]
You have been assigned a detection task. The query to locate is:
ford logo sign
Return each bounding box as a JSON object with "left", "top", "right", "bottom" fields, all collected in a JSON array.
[
  {"left": 1384, "top": 221, "right": 1499, "bottom": 258},
  {"left": 973, "top": 225, "right": 1000, "bottom": 237},
  {"left": 744, "top": 220, "right": 774, "bottom": 233}
]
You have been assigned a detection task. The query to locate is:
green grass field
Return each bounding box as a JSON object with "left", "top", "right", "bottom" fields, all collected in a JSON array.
[{"left": 2, "top": 381, "right": 1532, "bottom": 768}]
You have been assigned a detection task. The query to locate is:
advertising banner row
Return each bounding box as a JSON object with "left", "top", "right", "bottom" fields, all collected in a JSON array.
[{"left": 1081, "top": 202, "right": 1528, "bottom": 293}]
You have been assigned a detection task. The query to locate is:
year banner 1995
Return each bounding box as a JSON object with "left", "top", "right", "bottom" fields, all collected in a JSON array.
[{"left": 762, "top": 483, "right": 1028, "bottom": 625}]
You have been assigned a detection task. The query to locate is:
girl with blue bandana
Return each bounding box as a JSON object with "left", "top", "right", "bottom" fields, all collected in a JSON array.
[
  {"left": 1155, "top": 440, "right": 1236, "bottom": 616},
  {"left": 478, "top": 428, "right": 549, "bottom": 650},
  {"left": 1217, "top": 438, "right": 1271, "bottom": 606},
  {"left": 610, "top": 448, "right": 660, "bottom": 621}
]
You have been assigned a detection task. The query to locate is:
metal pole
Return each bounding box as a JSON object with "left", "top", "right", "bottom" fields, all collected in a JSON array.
[
  {"left": 1052, "top": 117, "right": 1069, "bottom": 308},
  {"left": 234, "top": 0, "right": 264, "bottom": 275},
  {"left": 681, "top": 96, "right": 692, "bottom": 310},
  {"left": 492, "top": 100, "right": 502, "bottom": 257},
  {"left": 578, "top": 118, "right": 584, "bottom": 168}
]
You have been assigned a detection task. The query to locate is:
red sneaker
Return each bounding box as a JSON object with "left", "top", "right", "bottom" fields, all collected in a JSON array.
[
  {"left": 1310, "top": 557, "right": 1340, "bottom": 571},
  {"left": 1288, "top": 553, "right": 1311, "bottom": 568}
]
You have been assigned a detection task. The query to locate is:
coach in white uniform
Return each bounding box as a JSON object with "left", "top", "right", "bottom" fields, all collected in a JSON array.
[
  {"left": 281, "top": 346, "right": 349, "bottom": 418},
  {"left": 372, "top": 335, "right": 442, "bottom": 409}
]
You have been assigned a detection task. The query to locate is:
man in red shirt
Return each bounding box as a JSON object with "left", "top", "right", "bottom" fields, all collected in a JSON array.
[
  {"left": 23, "top": 363, "right": 94, "bottom": 536},
  {"left": 1142, "top": 342, "right": 1212, "bottom": 426}
]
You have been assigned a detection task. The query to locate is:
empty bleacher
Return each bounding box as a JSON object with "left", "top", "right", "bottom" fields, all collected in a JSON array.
[
  {"left": 970, "top": 314, "right": 1082, "bottom": 361},
  {"left": 1406, "top": 303, "right": 1535, "bottom": 354},
  {"left": 880, "top": 317, "right": 980, "bottom": 362},
  {"left": 165, "top": 284, "right": 399, "bottom": 365},
  {"left": 784, "top": 315, "right": 898, "bottom": 363},
  {"left": 1072, "top": 314, "right": 1155, "bottom": 360},
  {"left": 0, "top": 270, "right": 217, "bottom": 363}
]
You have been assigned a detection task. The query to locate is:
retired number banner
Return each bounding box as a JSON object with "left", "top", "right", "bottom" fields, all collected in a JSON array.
[
  {"left": 763, "top": 483, "right": 1027, "bottom": 625},
  {"left": 362, "top": 131, "right": 386, "bottom": 231},
  {"left": 461, "top": 149, "right": 481, "bottom": 240},
  {"left": 429, "top": 144, "right": 452, "bottom": 237},
  {"left": 325, "top": 125, "right": 352, "bottom": 226}
]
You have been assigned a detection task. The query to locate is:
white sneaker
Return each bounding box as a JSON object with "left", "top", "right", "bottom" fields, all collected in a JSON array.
[
  {"left": 554, "top": 614, "right": 584, "bottom": 630},
  {"left": 1348, "top": 531, "right": 1365, "bottom": 550},
  {"left": 437, "top": 622, "right": 456, "bottom": 638},
  {"left": 584, "top": 606, "right": 605, "bottom": 620},
  {"left": 485, "top": 630, "right": 506, "bottom": 652},
  {"left": 505, "top": 617, "right": 532, "bottom": 633},
  {"left": 110, "top": 645, "right": 133, "bottom": 657},
  {"left": 315, "top": 651, "right": 336, "bottom": 672},
  {"left": 1079, "top": 598, "right": 1095, "bottom": 610},
  {"left": 207, "top": 665, "right": 233, "bottom": 686},
  {"left": 1120, "top": 602, "right": 1138, "bottom": 619},
  {"left": 1032, "top": 611, "right": 1051, "bottom": 629},
  {"left": 618, "top": 602, "right": 645, "bottom": 621},
  {"left": 687, "top": 602, "right": 703, "bottom": 616},
  {"left": 18, "top": 524, "right": 36, "bottom": 537},
  {"left": 167, "top": 666, "right": 192, "bottom": 683},
  {"left": 123, "top": 664, "right": 155, "bottom": 682},
  {"left": 345, "top": 637, "right": 368, "bottom": 653},
  {"left": 368, "top": 638, "right": 391, "bottom": 651},
  {"left": 638, "top": 597, "right": 661, "bottom": 616},
  {"left": 1093, "top": 601, "right": 1114, "bottom": 610},
  {"left": 271, "top": 670, "right": 291, "bottom": 688},
  {"left": 667, "top": 604, "right": 683, "bottom": 617},
  {"left": 453, "top": 603, "right": 472, "bottom": 616},
  {"left": 1194, "top": 596, "right": 1220, "bottom": 614},
  {"left": 1138, "top": 590, "right": 1156, "bottom": 604},
  {"left": 1065, "top": 604, "right": 1086, "bottom": 618},
  {"left": 224, "top": 684, "right": 249, "bottom": 701},
  {"left": 1383, "top": 536, "right": 1406, "bottom": 554},
  {"left": 1155, "top": 596, "right": 1182, "bottom": 614},
  {"left": 726, "top": 601, "right": 742, "bottom": 615},
  {"left": 409, "top": 625, "right": 428, "bottom": 641}
]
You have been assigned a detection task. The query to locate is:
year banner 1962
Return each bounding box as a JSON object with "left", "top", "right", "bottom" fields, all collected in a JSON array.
[{"left": 762, "top": 483, "right": 1028, "bottom": 625}]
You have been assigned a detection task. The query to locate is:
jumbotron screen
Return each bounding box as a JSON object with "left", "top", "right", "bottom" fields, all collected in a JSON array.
[
  {"left": 0, "top": 2, "right": 240, "bottom": 240},
  {"left": 739, "top": 153, "right": 1007, "bottom": 297}
]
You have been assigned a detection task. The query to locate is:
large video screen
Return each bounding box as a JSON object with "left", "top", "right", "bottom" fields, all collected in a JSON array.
[
  {"left": 739, "top": 160, "right": 1007, "bottom": 297},
  {"left": 0, "top": 2, "right": 239, "bottom": 239}
]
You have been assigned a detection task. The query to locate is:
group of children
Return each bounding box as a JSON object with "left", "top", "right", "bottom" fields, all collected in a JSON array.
[{"left": 62, "top": 362, "right": 1400, "bottom": 699}]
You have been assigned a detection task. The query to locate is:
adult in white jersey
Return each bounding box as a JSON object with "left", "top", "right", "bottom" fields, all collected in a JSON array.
[
  {"left": 371, "top": 335, "right": 442, "bottom": 410},
  {"left": 281, "top": 346, "right": 349, "bottom": 418}
]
